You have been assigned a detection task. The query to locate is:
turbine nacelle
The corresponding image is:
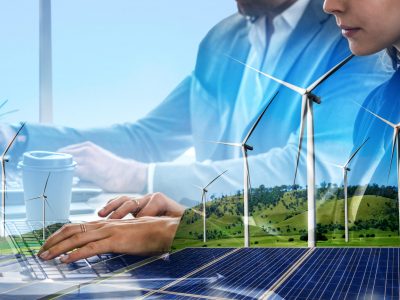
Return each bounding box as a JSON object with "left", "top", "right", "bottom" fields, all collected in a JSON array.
[
  {"left": 244, "top": 144, "right": 253, "bottom": 151},
  {"left": 307, "top": 93, "right": 321, "bottom": 104}
]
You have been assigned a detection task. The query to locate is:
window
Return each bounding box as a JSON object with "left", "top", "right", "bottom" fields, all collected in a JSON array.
[{"left": 1, "top": 0, "right": 235, "bottom": 127}]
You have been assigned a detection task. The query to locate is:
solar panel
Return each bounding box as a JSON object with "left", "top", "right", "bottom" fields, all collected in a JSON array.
[
  {"left": 272, "top": 248, "right": 400, "bottom": 300},
  {"left": 162, "top": 248, "right": 308, "bottom": 299},
  {"left": 57, "top": 286, "right": 207, "bottom": 300},
  {"left": 1, "top": 247, "right": 399, "bottom": 299},
  {"left": 41, "top": 248, "right": 236, "bottom": 299},
  {"left": 106, "top": 248, "right": 236, "bottom": 291},
  {"left": 55, "top": 283, "right": 150, "bottom": 299}
]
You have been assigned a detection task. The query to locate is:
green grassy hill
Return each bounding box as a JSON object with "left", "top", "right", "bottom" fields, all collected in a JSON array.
[{"left": 173, "top": 188, "right": 399, "bottom": 249}]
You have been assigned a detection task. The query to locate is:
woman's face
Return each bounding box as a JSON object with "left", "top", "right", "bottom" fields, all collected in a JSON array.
[{"left": 323, "top": 0, "right": 400, "bottom": 55}]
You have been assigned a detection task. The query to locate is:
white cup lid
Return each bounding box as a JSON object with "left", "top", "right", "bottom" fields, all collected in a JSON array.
[{"left": 18, "top": 151, "right": 76, "bottom": 170}]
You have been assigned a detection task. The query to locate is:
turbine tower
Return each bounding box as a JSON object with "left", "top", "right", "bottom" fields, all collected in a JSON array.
[
  {"left": 1, "top": 122, "right": 26, "bottom": 237},
  {"left": 331, "top": 138, "right": 369, "bottom": 242},
  {"left": 230, "top": 54, "right": 354, "bottom": 247},
  {"left": 194, "top": 170, "right": 228, "bottom": 243},
  {"left": 26, "top": 172, "right": 52, "bottom": 241},
  {"left": 356, "top": 102, "right": 400, "bottom": 235},
  {"left": 211, "top": 91, "right": 279, "bottom": 247}
]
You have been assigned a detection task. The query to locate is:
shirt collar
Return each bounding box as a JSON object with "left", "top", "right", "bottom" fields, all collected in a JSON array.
[
  {"left": 248, "top": 0, "right": 311, "bottom": 51},
  {"left": 280, "top": 0, "right": 311, "bottom": 30}
]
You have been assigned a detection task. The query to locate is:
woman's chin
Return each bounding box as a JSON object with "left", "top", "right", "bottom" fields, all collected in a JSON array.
[{"left": 348, "top": 42, "right": 381, "bottom": 56}]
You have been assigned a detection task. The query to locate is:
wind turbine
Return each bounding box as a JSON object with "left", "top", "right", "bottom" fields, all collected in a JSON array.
[
  {"left": 26, "top": 172, "right": 52, "bottom": 241},
  {"left": 211, "top": 91, "right": 279, "bottom": 247},
  {"left": 194, "top": 170, "right": 228, "bottom": 243},
  {"left": 355, "top": 102, "right": 400, "bottom": 235},
  {"left": 0, "top": 100, "right": 19, "bottom": 120},
  {"left": 331, "top": 138, "right": 369, "bottom": 242},
  {"left": 229, "top": 54, "right": 354, "bottom": 247},
  {"left": 1, "top": 122, "right": 26, "bottom": 237}
]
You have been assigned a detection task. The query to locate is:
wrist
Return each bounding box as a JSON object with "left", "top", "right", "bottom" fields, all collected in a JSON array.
[{"left": 126, "top": 159, "right": 148, "bottom": 194}]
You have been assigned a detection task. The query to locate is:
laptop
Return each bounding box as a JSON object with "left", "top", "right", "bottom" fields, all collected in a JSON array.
[{"left": 0, "top": 220, "right": 153, "bottom": 299}]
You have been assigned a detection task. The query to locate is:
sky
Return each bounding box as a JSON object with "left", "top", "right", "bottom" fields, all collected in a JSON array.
[{"left": 0, "top": 0, "right": 236, "bottom": 127}]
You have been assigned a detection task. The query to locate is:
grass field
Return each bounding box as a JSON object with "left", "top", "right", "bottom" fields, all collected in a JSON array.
[
  {"left": 173, "top": 233, "right": 400, "bottom": 250},
  {"left": 174, "top": 191, "right": 400, "bottom": 249}
]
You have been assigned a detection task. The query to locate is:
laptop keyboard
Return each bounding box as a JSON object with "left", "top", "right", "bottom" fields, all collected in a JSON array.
[{"left": 6, "top": 221, "right": 146, "bottom": 281}]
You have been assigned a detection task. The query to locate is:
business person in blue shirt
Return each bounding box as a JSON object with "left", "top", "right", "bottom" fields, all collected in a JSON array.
[
  {"left": 6, "top": 0, "right": 390, "bottom": 205},
  {"left": 34, "top": 0, "right": 397, "bottom": 263}
]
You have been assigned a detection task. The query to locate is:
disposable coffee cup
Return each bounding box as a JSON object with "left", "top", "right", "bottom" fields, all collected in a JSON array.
[{"left": 18, "top": 151, "right": 76, "bottom": 224}]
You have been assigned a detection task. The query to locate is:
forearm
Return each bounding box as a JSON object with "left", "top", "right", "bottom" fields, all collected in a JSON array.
[
  {"left": 19, "top": 122, "right": 156, "bottom": 161},
  {"left": 16, "top": 76, "right": 194, "bottom": 162}
]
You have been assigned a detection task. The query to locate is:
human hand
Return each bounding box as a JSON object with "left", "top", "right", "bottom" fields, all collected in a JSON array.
[
  {"left": 37, "top": 217, "right": 181, "bottom": 263},
  {"left": 98, "top": 192, "right": 185, "bottom": 219},
  {"left": 58, "top": 141, "right": 148, "bottom": 193}
]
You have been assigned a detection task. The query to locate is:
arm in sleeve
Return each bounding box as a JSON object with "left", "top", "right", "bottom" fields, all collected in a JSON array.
[{"left": 19, "top": 76, "right": 194, "bottom": 163}]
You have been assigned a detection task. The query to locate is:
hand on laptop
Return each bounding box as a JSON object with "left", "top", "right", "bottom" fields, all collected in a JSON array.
[
  {"left": 98, "top": 192, "right": 184, "bottom": 219},
  {"left": 38, "top": 193, "right": 185, "bottom": 263},
  {"left": 59, "top": 141, "right": 148, "bottom": 193},
  {"left": 38, "top": 217, "right": 181, "bottom": 263}
]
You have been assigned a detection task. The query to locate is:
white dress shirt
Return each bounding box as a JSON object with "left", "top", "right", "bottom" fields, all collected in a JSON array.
[
  {"left": 233, "top": 0, "right": 310, "bottom": 126},
  {"left": 149, "top": 0, "right": 311, "bottom": 193}
]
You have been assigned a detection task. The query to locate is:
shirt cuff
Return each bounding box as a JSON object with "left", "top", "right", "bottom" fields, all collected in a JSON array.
[{"left": 147, "top": 163, "right": 156, "bottom": 194}]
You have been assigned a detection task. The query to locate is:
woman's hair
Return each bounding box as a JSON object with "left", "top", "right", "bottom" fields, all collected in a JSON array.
[{"left": 387, "top": 46, "right": 400, "bottom": 70}]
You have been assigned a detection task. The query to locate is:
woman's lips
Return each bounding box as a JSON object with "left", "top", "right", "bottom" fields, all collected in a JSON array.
[{"left": 339, "top": 25, "right": 361, "bottom": 38}]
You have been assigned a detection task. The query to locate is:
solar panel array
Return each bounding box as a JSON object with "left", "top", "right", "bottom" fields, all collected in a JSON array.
[
  {"left": 274, "top": 248, "right": 400, "bottom": 300},
  {"left": 0, "top": 247, "right": 399, "bottom": 299},
  {"left": 164, "top": 248, "right": 307, "bottom": 299}
]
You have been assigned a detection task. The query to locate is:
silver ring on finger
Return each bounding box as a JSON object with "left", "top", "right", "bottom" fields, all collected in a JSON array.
[
  {"left": 80, "top": 223, "right": 87, "bottom": 233},
  {"left": 131, "top": 198, "right": 141, "bottom": 216}
]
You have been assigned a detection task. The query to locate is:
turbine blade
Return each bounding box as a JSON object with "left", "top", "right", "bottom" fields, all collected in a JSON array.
[
  {"left": 353, "top": 101, "right": 396, "bottom": 128},
  {"left": 388, "top": 129, "right": 398, "bottom": 182},
  {"left": 2, "top": 122, "right": 26, "bottom": 157},
  {"left": 192, "top": 184, "right": 204, "bottom": 191},
  {"left": 243, "top": 91, "right": 279, "bottom": 144},
  {"left": 294, "top": 98, "right": 307, "bottom": 185},
  {"left": 26, "top": 196, "right": 41, "bottom": 201},
  {"left": 307, "top": 54, "right": 354, "bottom": 92},
  {"left": 0, "top": 99, "right": 9, "bottom": 111},
  {"left": 209, "top": 141, "right": 242, "bottom": 147},
  {"left": 226, "top": 55, "right": 306, "bottom": 95},
  {"left": 344, "top": 137, "right": 369, "bottom": 167},
  {"left": 201, "top": 191, "right": 206, "bottom": 216},
  {"left": 326, "top": 162, "right": 344, "bottom": 169},
  {"left": 44, "top": 198, "right": 56, "bottom": 218},
  {"left": 244, "top": 151, "right": 252, "bottom": 202},
  {"left": 0, "top": 109, "right": 19, "bottom": 119},
  {"left": 43, "top": 172, "right": 51, "bottom": 194},
  {"left": 205, "top": 170, "right": 228, "bottom": 189}
]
